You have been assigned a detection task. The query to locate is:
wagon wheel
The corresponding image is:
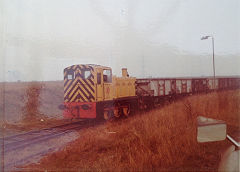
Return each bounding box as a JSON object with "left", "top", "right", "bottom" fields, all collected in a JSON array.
[
  {"left": 122, "top": 104, "right": 130, "bottom": 117},
  {"left": 153, "top": 98, "right": 159, "bottom": 108},
  {"left": 138, "top": 97, "right": 145, "bottom": 110}
]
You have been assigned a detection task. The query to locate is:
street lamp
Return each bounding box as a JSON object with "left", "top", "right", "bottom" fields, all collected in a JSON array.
[{"left": 201, "top": 35, "right": 215, "bottom": 89}]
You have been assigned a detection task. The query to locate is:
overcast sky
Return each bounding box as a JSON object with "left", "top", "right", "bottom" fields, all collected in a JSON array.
[{"left": 0, "top": 0, "right": 239, "bottom": 81}]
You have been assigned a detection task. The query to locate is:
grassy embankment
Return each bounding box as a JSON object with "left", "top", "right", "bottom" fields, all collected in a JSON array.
[{"left": 25, "top": 90, "right": 239, "bottom": 171}]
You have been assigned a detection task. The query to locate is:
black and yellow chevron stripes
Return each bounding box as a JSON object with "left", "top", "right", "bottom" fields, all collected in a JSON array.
[
  {"left": 64, "top": 65, "right": 94, "bottom": 80},
  {"left": 64, "top": 65, "right": 95, "bottom": 102}
]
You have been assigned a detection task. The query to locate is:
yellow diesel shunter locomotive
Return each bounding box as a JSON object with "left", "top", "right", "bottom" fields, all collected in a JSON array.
[{"left": 63, "top": 64, "right": 137, "bottom": 120}]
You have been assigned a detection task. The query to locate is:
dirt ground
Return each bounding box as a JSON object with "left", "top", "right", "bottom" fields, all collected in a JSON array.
[{"left": 4, "top": 130, "right": 78, "bottom": 171}]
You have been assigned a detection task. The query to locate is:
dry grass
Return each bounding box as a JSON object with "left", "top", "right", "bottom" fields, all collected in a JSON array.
[{"left": 25, "top": 90, "right": 239, "bottom": 172}]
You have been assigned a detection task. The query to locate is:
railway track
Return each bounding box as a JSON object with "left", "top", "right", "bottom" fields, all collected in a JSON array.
[
  {"left": 2, "top": 120, "right": 88, "bottom": 151},
  {"left": 1, "top": 119, "right": 102, "bottom": 170}
]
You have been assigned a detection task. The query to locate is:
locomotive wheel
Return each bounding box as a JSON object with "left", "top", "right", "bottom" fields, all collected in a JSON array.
[
  {"left": 122, "top": 105, "right": 130, "bottom": 117},
  {"left": 153, "top": 99, "right": 159, "bottom": 108},
  {"left": 104, "top": 110, "right": 113, "bottom": 120},
  {"left": 114, "top": 108, "right": 120, "bottom": 118}
]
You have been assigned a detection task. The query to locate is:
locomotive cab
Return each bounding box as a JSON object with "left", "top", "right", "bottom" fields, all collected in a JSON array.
[
  {"left": 95, "top": 66, "right": 114, "bottom": 101},
  {"left": 63, "top": 64, "right": 117, "bottom": 119}
]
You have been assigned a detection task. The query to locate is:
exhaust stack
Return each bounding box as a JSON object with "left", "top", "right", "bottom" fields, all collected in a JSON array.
[{"left": 122, "top": 68, "right": 129, "bottom": 77}]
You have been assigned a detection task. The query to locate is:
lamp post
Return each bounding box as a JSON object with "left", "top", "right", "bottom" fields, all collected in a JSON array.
[{"left": 201, "top": 35, "right": 215, "bottom": 89}]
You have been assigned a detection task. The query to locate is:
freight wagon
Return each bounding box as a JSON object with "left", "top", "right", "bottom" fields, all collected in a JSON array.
[{"left": 136, "top": 77, "right": 240, "bottom": 109}]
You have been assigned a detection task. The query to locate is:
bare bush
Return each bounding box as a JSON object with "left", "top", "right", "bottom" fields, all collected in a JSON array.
[{"left": 22, "top": 82, "right": 43, "bottom": 122}]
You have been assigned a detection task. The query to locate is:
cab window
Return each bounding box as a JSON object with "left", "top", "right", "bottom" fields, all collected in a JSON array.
[
  {"left": 67, "top": 70, "right": 74, "bottom": 80},
  {"left": 103, "top": 69, "right": 112, "bottom": 83},
  {"left": 68, "top": 74, "right": 73, "bottom": 80},
  {"left": 83, "top": 69, "right": 91, "bottom": 79}
]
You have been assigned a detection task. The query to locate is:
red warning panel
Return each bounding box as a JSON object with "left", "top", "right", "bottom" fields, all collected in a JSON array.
[{"left": 63, "top": 102, "right": 96, "bottom": 119}]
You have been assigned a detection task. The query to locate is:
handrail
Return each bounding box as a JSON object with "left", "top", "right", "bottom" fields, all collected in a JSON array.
[{"left": 227, "top": 135, "right": 240, "bottom": 148}]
